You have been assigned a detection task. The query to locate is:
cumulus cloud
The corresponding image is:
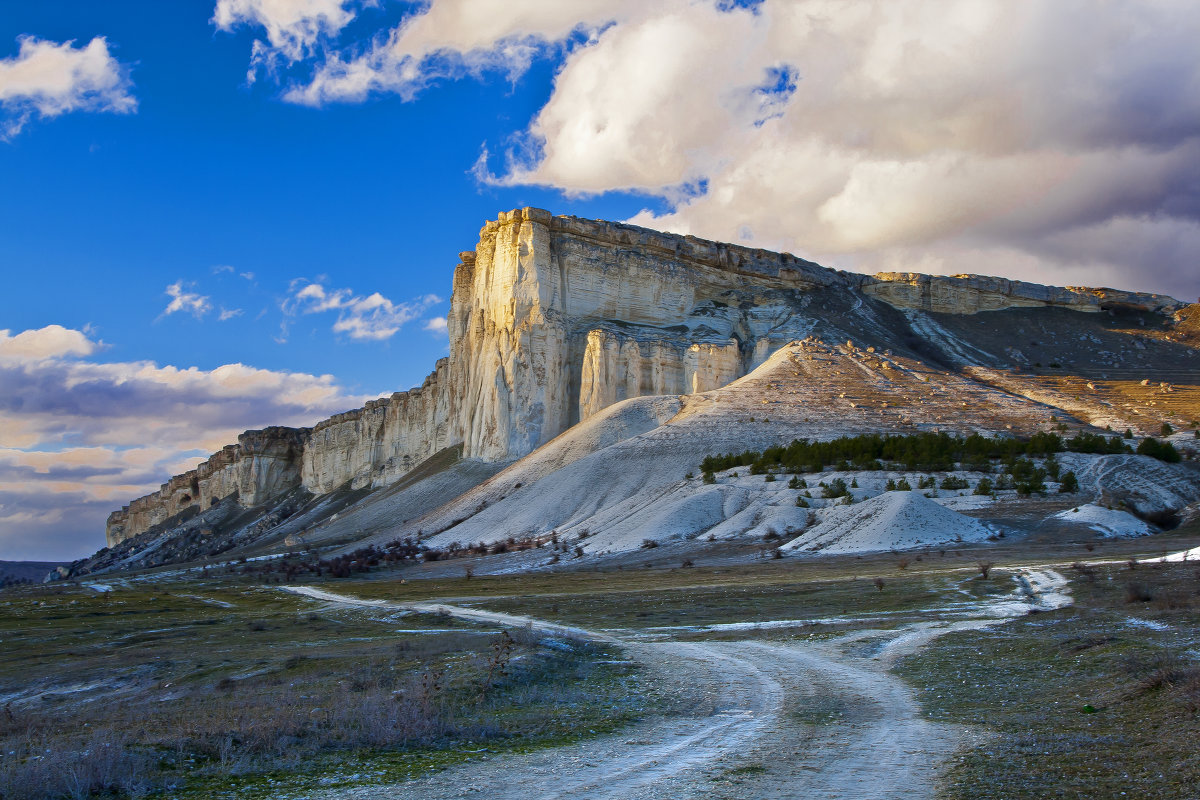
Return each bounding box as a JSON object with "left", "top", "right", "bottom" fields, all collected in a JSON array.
[
  {"left": 0, "top": 35, "right": 135, "bottom": 138},
  {"left": 0, "top": 324, "right": 98, "bottom": 360},
  {"left": 284, "top": 280, "right": 441, "bottom": 340},
  {"left": 219, "top": 0, "right": 649, "bottom": 105},
  {"left": 162, "top": 281, "right": 212, "bottom": 319},
  {"left": 228, "top": 0, "right": 1200, "bottom": 298},
  {"left": 0, "top": 324, "right": 374, "bottom": 560},
  {"left": 515, "top": 0, "right": 1200, "bottom": 300},
  {"left": 423, "top": 316, "right": 448, "bottom": 334},
  {"left": 212, "top": 0, "right": 370, "bottom": 80}
]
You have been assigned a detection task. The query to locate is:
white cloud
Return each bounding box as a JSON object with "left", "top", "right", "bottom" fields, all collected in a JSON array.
[
  {"left": 226, "top": 0, "right": 650, "bottom": 105},
  {"left": 221, "top": 0, "right": 1200, "bottom": 300},
  {"left": 212, "top": 0, "right": 369, "bottom": 80},
  {"left": 0, "top": 35, "right": 135, "bottom": 138},
  {"left": 0, "top": 324, "right": 375, "bottom": 560},
  {"left": 162, "top": 281, "right": 212, "bottom": 319},
  {"left": 515, "top": 0, "right": 1200, "bottom": 300},
  {"left": 423, "top": 316, "right": 448, "bottom": 334},
  {"left": 284, "top": 280, "right": 441, "bottom": 340},
  {"left": 218, "top": 307, "right": 244, "bottom": 321},
  {"left": 0, "top": 324, "right": 98, "bottom": 360}
]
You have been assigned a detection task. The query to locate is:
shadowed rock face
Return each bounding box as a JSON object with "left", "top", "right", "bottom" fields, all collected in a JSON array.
[
  {"left": 105, "top": 427, "right": 309, "bottom": 546},
  {"left": 104, "top": 208, "right": 1194, "bottom": 547}
]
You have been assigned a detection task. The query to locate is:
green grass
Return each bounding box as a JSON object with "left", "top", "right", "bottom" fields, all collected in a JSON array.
[
  {"left": 895, "top": 560, "right": 1200, "bottom": 799},
  {"left": 0, "top": 580, "right": 655, "bottom": 799}
]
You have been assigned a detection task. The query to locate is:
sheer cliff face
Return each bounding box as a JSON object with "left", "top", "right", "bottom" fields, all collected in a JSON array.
[
  {"left": 445, "top": 207, "right": 847, "bottom": 459},
  {"left": 300, "top": 359, "right": 453, "bottom": 495},
  {"left": 105, "top": 428, "right": 308, "bottom": 546},
  {"left": 105, "top": 207, "right": 1185, "bottom": 546}
]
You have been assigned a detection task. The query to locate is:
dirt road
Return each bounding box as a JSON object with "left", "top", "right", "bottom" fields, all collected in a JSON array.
[{"left": 281, "top": 569, "right": 1068, "bottom": 799}]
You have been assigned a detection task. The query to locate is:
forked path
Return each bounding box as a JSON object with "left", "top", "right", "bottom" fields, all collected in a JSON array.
[{"left": 283, "top": 569, "right": 1069, "bottom": 800}]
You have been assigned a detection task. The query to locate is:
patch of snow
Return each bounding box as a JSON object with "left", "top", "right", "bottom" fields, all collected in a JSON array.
[
  {"left": 85, "top": 583, "right": 113, "bottom": 593},
  {"left": 1147, "top": 544, "right": 1200, "bottom": 563},
  {"left": 1050, "top": 504, "right": 1154, "bottom": 538},
  {"left": 932, "top": 494, "right": 994, "bottom": 510},
  {"left": 1125, "top": 618, "right": 1170, "bottom": 631}
]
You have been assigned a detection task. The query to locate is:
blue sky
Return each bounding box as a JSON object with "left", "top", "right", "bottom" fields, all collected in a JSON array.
[{"left": 2, "top": 0, "right": 1198, "bottom": 560}]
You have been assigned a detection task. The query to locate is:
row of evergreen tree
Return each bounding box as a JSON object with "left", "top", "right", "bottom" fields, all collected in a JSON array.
[{"left": 700, "top": 430, "right": 1180, "bottom": 477}]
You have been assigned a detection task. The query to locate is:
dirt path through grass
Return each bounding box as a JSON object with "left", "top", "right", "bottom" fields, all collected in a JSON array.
[{"left": 282, "top": 569, "right": 1069, "bottom": 799}]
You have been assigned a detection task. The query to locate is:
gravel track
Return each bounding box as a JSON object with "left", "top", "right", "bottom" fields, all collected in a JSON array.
[{"left": 282, "top": 569, "right": 1068, "bottom": 799}]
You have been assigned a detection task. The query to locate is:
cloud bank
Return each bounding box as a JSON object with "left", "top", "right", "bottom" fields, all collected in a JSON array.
[
  {"left": 0, "top": 325, "right": 374, "bottom": 560},
  {"left": 226, "top": 0, "right": 1200, "bottom": 300},
  {"left": 0, "top": 35, "right": 135, "bottom": 138}
]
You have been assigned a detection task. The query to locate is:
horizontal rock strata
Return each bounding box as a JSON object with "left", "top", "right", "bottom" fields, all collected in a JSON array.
[{"left": 105, "top": 208, "right": 1186, "bottom": 546}]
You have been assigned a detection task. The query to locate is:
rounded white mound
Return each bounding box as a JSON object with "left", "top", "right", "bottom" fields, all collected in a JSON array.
[
  {"left": 782, "top": 490, "right": 993, "bottom": 554},
  {"left": 1051, "top": 504, "right": 1153, "bottom": 538}
]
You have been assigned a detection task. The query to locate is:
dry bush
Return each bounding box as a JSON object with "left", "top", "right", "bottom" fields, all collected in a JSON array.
[
  {"left": 1071, "top": 562, "right": 1098, "bottom": 582},
  {"left": 1125, "top": 582, "right": 1154, "bottom": 603}
]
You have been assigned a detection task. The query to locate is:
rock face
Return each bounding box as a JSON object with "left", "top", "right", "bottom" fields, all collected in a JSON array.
[
  {"left": 859, "top": 272, "right": 1184, "bottom": 315},
  {"left": 104, "top": 207, "right": 1188, "bottom": 546},
  {"left": 105, "top": 427, "right": 309, "bottom": 546},
  {"left": 300, "top": 359, "right": 454, "bottom": 494}
]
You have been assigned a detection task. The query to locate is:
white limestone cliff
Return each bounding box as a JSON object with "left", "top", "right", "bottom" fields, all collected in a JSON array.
[{"left": 104, "top": 207, "right": 1187, "bottom": 546}]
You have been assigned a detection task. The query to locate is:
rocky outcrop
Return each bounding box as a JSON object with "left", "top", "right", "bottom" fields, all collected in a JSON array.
[
  {"left": 860, "top": 272, "right": 1183, "bottom": 315},
  {"left": 104, "top": 207, "right": 1190, "bottom": 547},
  {"left": 105, "top": 427, "right": 309, "bottom": 546}
]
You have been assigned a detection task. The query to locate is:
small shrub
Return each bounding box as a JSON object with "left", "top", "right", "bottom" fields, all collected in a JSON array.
[
  {"left": 1126, "top": 582, "right": 1154, "bottom": 603},
  {"left": 974, "top": 477, "right": 994, "bottom": 495},
  {"left": 977, "top": 560, "right": 993, "bottom": 579},
  {"left": 1071, "top": 561, "right": 1097, "bottom": 582},
  {"left": 1137, "top": 437, "right": 1181, "bottom": 463},
  {"left": 821, "top": 478, "right": 849, "bottom": 499},
  {"left": 873, "top": 577, "right": 885, "bottom": 592},
  {"left": 1161, "top": 422, "right": 1174, "bottom": 437},
  {"left": 1058, "top": 470, "right": 1079, "bottom": 493},
  {"left": 641, "top": 539, "right": 659, "bottom": 549},
  {"left": 764, "top": 473, "right": 776, "bottom": 482}
]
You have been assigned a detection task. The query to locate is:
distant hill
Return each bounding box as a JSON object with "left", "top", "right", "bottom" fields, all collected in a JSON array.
[{"left": 0, "top": 560, "right": 64, "bottom": 586}]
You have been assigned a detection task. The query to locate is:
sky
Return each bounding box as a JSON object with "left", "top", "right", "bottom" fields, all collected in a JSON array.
[{"left": 2, "top": 0, "right": 1199, "bottom": 561}]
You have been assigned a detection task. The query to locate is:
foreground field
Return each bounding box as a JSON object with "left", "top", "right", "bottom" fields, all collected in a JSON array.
[
  {"left": 0, "top": 583, "right": 648, "bottom": 799},
  {"left": 3, "top": 524, "right": 1199, "bottom": 798}
]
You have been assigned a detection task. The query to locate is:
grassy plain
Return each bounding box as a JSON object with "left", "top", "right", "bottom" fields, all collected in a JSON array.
[
  {"left": 3, "top": 522, "right": 1200, "bottom": 798},
  {"left": 0, "top": 581, "right": 647, "bottom": 799}
]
